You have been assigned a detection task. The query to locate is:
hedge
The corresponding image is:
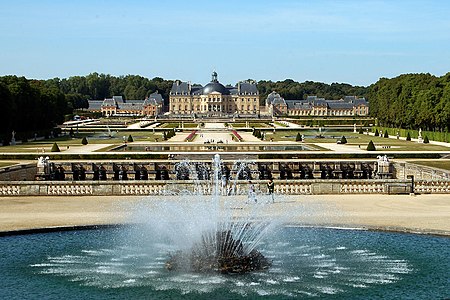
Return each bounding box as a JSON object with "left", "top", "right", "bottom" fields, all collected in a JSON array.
[{"left": 372, "top": 127, "right": 449, "bottom": 143}]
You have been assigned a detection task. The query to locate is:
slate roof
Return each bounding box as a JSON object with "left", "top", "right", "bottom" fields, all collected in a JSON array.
[
  {"left": 282, "top": 96, "right": 367, "bottom": 110},
  {"left": 102, "top": 99, "right": 117, "bottom": 107},
  {"left": 148, "top": 92, "right": 164, "bottom": 104},
  {"left": 170, "top": 73, "right": 259, "bottom": 97},
  {"left": 170, "top": 81, "right": 191, "bottom": 95},
  {"left": 87, "top": 92, "right": 164, "bottom": 112},
  {"left": 266, "top": 91, "right": 286, "bottom": 106},
  {"left": 87, "top": 100, "right": 103, "bottom": 111},
  {"left": 238, "top": 82, "right": 258, "bottom": 95}
]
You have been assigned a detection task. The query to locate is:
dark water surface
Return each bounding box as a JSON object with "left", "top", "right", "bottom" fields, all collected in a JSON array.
[{"left": 1, "top": 227, "right": 448, "bottom": 299}]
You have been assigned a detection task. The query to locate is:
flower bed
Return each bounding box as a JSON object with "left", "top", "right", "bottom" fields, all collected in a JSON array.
[
  {"left": 185, "top": 130, "right": 197, "bottom": 142},
  {"left": 230, "top": 130, "right": 243, "bottom": 142}
]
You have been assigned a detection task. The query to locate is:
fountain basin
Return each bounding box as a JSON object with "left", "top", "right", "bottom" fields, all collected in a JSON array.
[{"left": 1, "top": 226, "right": 449, "bottom": 299}]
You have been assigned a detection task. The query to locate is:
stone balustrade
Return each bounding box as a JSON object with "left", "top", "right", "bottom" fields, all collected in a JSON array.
[
  {"left": 0, "top": 185, "right": 20, "bottom": 195},
  {"left": 47, "top": 185, "right": 93, "bottom": 195},
  {"left": 415, "top": 180, "right": 450, "bottom": 194},
  {"left": 1, "top": 178, "right": 446, "bottom": 196}
]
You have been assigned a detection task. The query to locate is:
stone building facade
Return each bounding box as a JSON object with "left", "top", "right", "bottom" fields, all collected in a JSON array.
[
  {"left": 87, "top": 92, "right": 164, "bottom": 117},
  {"left": 169, "top": 72, "right": 259, "bottom": 115},
  {"left": 266, "top": 92, "right": 369, "bottom": 117}
]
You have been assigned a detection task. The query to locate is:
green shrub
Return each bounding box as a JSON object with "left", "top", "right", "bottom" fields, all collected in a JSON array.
[
  {"left": 296, "top": 132, "right": 302, "bottom": 142},
  {"left": 51, "top": 143, "right": 60, "bottom": 152},
  {"left": 406, "top": 132, "right": 411, "bottom": 141},
  {"left": 81, "top": 137, "right": 88, "bottom": 145},
  {"left": 358, "top": 127, "right": 364, "bottom": 134},
  {"left": 367, "top": 140, "right": 376, "bottom": 151},
  {"left": 423, "top": 136, "right": 429, "bottom": 143},
  {"left": 127, "top": 135, "right": 134, "bottom": 142},
  {"left": 340, "top": 136, "right": 347, "bottom": 144},
  {"left": 374, "top": 129, "right": 379, "bottom": 136},
  {"left": 384, "top": 131, "right": 389, "bottom": 138}
]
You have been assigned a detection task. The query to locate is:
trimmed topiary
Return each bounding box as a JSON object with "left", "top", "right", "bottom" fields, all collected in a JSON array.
[
  {"left": 51, "top": 142, "right": 60, "bottom": 152},
  {"left": 406, "top": 132, "right": 411, "bottom": 141},
  {"left": 367, "top": 140, "right": 376, "bottom": 151},
  {"left": 358, "top": 127, "right": 364, "bottom": 134},
  {"left": 296, "top": 132, "right": 302, "bottom": 142},
  {"left": 81, "top": 137, "right": 88, "bottom": 145},
  {"left": 127, "top": 135, "right": 134, "bottom": 142},
  {"left": 374, "top": 129, "right": 379, "bottom": 136},
  {"left": 340, "top": 136, "right": 347, "bottom": 144},
  {"left": 423, "top": 136, "right": 429, "bottom": 143},
  {"left": 384, "top": 131, "right": 389, "bottom": 138}
]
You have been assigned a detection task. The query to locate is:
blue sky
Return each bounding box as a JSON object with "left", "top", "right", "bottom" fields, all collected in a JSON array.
[{"left": 1, "top": 0, "right": 449, "bottom": 86}]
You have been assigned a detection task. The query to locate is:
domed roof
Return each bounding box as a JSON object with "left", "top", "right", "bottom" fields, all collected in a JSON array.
[
  {"left": 202, "top": 82, "right": 230, "bottom": 95},
  {"left": 202, "top": 71, "right": 230, "bottom": 95}
]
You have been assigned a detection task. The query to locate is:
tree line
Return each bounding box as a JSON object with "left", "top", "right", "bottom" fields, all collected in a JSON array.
[
  {"left": 368, "top": 73, "right": 450, "bottom": 131},
  {"left": 1, "top": 72, "right": 449, "bottom": 139},
  {"left": 0, "top": 76, "right": 67, "bottom": 140},
  {"left": 257, "top": 79, "right": 368, "bottom": 103}
]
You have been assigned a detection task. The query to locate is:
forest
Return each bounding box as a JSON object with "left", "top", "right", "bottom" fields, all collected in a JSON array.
[
  {"left": 368, "top": 73, "right": 450, "bottom": 132},
  {"left": 0, "top": 72, "right": 449, "bottom": 139}
]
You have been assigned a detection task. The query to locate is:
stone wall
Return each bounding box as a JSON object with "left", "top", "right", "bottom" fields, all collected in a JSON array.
[
  {"left": 393, "top": 162, "right": 450, "bottom": 180},
  {"left": 0, "top": 164, "right": 36, "bottom": 181},
  {"left": 0, "top": 179, "right": 431, "bottom": 196}
]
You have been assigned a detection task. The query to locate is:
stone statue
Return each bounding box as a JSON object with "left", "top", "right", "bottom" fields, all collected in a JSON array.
[
  {"left": 418, "top": 128, "right": 424, "bottom": 143},
  {"left": 10, "top": 130, "right": 16, "bottom": 145},
  {"left": 37, "top": 156, "right": 45, "bottom": 167},
  {"left": 353, "top": 123, "right": 357, "bottom": 133}
]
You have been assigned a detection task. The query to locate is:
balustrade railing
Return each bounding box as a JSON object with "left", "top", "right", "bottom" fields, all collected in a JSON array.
[{"left": 0, "top": 179, "right": 448, "bottom": 196}]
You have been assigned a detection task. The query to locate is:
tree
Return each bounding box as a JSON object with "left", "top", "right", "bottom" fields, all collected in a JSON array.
[
  {"left": 81, "top": 137, "right": 88, "bottom": 145},
  {"left": 127, "top": 135, "right": 134, "bottom": 142},
  {"left": 374, "top": 129, "right": 379, "bottom": 136},
  {"left": 296, "top": 132, "right": 302, "bottom": 142},
  {"left": 423, "top": 136, "right": 429, "bottom": 143},
  {"left": 367, "top": 140, "right": 376, "bottom": 151},
  {"left": 51, "top": 142, "right": 60, "bottom": 152},
  {"left": 406, "top": 132, "right": 411, "bottom": 141},
  {"left": 340, "top": 136, "right": 347, "bottom": 144}
]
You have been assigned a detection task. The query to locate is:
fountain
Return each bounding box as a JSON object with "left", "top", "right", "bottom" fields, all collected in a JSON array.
[
  {"left": 165, "top": 154, "right": 272, "bottom": 274},
  {"left": 1, "top": 155, "right": 449, "bottom": 298}
]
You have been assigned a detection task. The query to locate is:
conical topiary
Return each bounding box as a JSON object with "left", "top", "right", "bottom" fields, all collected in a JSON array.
[
  {"left": 296, "top": 132, "right": 302, "bottom": 142},
  {"left": 358, "top": 127, "right": 364, "bottom": 134},
  {"left": 374, "top": 129, "right": 379, "bottom": 136},
  {"left": 81, "top": 137, "right": 88, "bottom": 145},
  {"left": 340, "top": 136, "right": 347, "bottom": 144},
  {"left": 127, "top": 135, "right": 134, "bottom": 142},
  {"left": 423, "top": 136, "right": 429, "bottom": 143},
  {"left": 384, "top": 130, "right": 389, "bottom": 138},
  {"left": 51, "top": 142, "right": 60, "bottom": 152},
  {"left": 367, "top": 140, "right": 376, "bottom": 151},
  {"left": 406, "top": 132, "right": 411, "bottom": 141}
]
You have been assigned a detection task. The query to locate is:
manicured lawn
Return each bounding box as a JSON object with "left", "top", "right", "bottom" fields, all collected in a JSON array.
[
  {"left": 158, "top": 122, "right": 198, "bottom": 128},
  {"left": 0, "top": 162, "right": 17, "bottom": 168},
  {"left": 231, "top": 122, "right": 271, "bottom": 128},
  {"left": 265, "top": 130, "right": 450, "bottom": 151},
  {"left": 409, "top": 160, "right": 450, "bottom": 171},
  {"left": 0, "top": 131, "right": 163, "bottom": 153}
]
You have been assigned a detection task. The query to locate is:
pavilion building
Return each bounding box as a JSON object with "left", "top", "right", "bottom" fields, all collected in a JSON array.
[{"left": 169, "top": 72, "right": 260, "bottom": 116}]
